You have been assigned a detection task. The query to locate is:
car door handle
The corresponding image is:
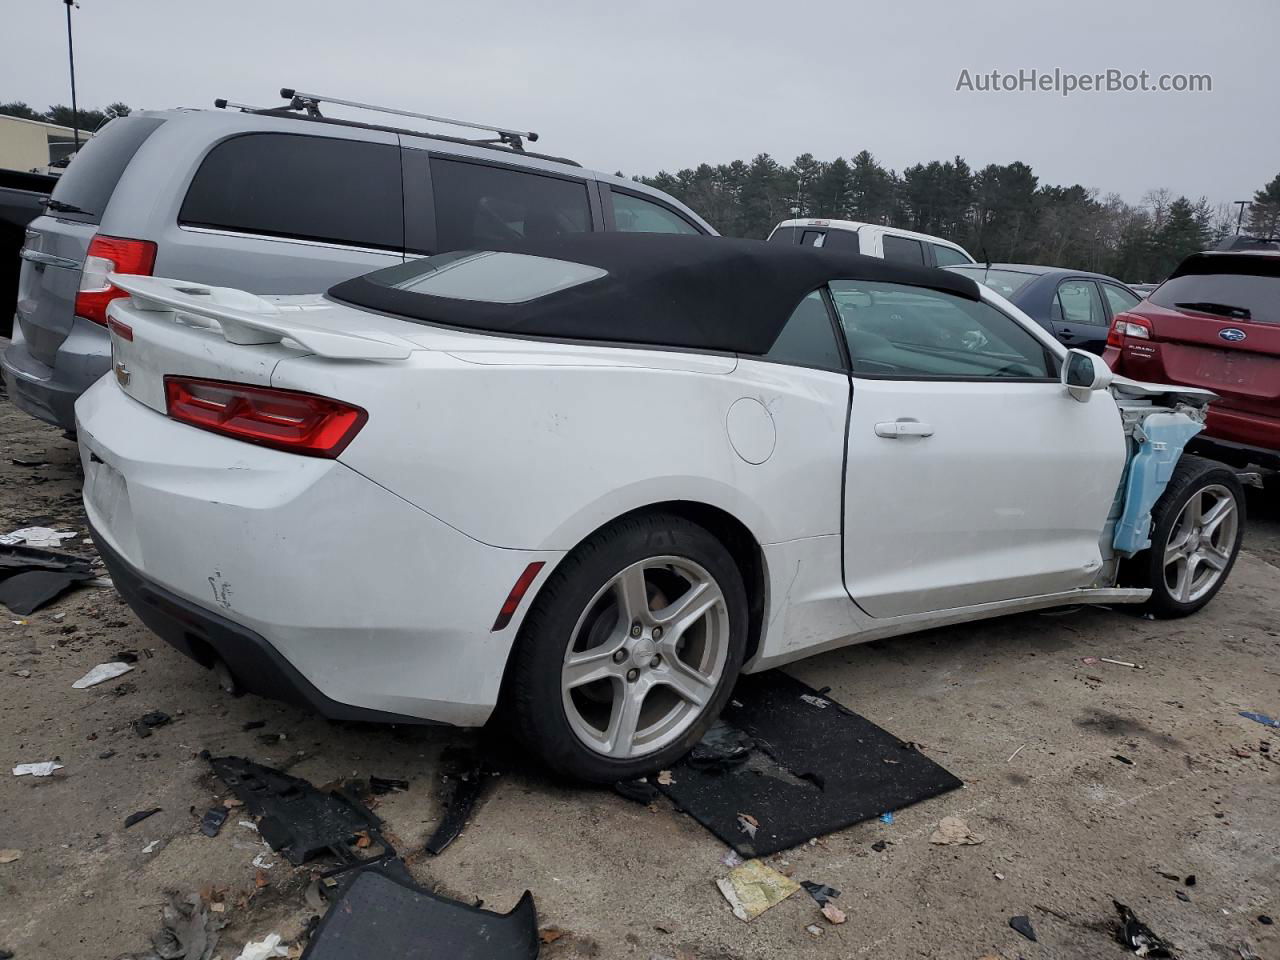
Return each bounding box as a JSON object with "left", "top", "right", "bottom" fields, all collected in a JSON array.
[
  {"left": 19, "top": 248, "right": 79, "bottom": 269},
  {"left": 874, "top": 419, "right": 934, "bottom": 439}
]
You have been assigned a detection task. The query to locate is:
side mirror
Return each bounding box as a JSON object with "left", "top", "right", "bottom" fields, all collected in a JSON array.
[{"left": 1062, "top": 348, "right": 1113, "bottom": 402}]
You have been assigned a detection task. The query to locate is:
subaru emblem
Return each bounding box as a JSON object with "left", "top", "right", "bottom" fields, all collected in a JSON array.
[{"left": 1219, "top": 328, "right": 1247, "bottom": 343}]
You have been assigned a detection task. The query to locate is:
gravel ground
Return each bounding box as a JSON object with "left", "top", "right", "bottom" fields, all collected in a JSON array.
[{"left": 1, "top": 386, "right": 1278, "bottom": 960}]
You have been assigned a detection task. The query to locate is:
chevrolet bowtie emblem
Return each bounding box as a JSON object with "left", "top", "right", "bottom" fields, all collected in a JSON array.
[{"left": 114, "top": 361, "right": 130, "bottom": 386}]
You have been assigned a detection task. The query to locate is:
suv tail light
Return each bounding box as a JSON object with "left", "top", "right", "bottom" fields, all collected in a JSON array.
[
  {"left": 1107, "top": 311, "right": 1153, "bottom": 347},
  {"left": 163, "top": 377, "right": 367, "bottom": 458},
  {"left": 76, "top": 234, "right": 157, "bottom": 326}
]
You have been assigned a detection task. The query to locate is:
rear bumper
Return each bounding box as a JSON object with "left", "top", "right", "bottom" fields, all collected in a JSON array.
[
  {"left": 1200, "top": 405, "right": 1280, "bottom": 466},
  {"left": 1189, "top": 433, "right": 1280, "bottom": 470},
  {"left": 75, "top": 376, "right": 560, "bottom": 726},
  {"left": 2, "top": 318, "right": 109, "bottom": 430}
]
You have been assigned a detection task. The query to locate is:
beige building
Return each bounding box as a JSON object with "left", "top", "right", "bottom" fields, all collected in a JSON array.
[{"left": 0, "top": 114, "right": 83, "bottom": 173}]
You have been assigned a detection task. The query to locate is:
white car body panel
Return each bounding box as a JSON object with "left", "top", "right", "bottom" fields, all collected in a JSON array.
[
  {"left": 77, "top": 271, "right": 1172, "bottom": 725},
  {"left": 769, "top": 218, "right": 976, "bottom": 264}
]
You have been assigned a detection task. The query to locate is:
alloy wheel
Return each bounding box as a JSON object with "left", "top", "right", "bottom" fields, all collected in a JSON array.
[
  {"left": 560, "top": 556, "right": 730, "bottom": 759},
  {"left": 1163, "top": 483, "right": 1238, "bottom": 604}
]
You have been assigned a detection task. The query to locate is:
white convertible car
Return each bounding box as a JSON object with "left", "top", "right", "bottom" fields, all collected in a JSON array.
[{"left": 76, "top": 234, "right": 1244, "bottom": 782}]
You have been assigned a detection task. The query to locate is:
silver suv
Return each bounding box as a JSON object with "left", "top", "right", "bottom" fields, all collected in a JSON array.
[{"left": 4, "top": 92, "right": 714, "bottom": 430}]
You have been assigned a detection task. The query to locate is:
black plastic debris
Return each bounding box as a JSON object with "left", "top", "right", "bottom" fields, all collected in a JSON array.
[
  {"left": 11, "top": 458, "right": 48, "bottom": 467},
  {"left": 425, "top": 749, "right": 493, "bottom": 856},
  {"left": 114, "top": 650, "right": 141, "bottom": 664},
  {"left": 687, "top": 719, "right": 754, "bottom": 771},
  {"left": 1184, "top": 875, "right": 1196, "bottom": 887},
  {"left": 613, "top": 778, "right": 662, "bottom": 805},
  {"left": 301, "top": 864, "right": 538, "bottom": 960},
  {"left": 871, "top": 840, "right": 889, "bottom": 852},
  {"left": 1114, "top": 900, "right": 1175, "bottom": 957},
  {"left": 125, "top": 807, "right": 162, "bottom": 828},
  {"left": 1176, "top": 890, "right": 1190, "bottom": 903},
  {"left": 656, "top": 672, "right": 963, "bottom": 857},
  {"left": 0, "top": 568, "right": 95, "bottom": 615},
  {"left": 0, "top": 948, "right": 12, "bottom": 959},
  {"left": 98, "top": 749, "right": 116, "bottom": 759},
  {"left": 1009, "top": 915, "right": 1037, "bottom": 942},
  {"left": 1113, "top": 754, "right": 1135, "bottom": 765},
  {"left": 1259, "top": 915, "right": 1274, "bottom": 925},
  {"left": 800, "top": 881, "right": 840, "bottom": 906},
  {"left": 200, "top": 805, "right": 229, "bottom": 838},
  {"left": 242, "top": 720, "right": 266, "bottom": 731},
  {"left": 133, "top": 891, "right": 223, "bottom": 960},
  {"left": 134, "top": 711, "right": 172, "bottom": 738},
  {"left": 370, "top": 776, "right": 409, "bottom": 796},
  {"left": 210, "top": 755, "right": 383, "bottom": 866}
]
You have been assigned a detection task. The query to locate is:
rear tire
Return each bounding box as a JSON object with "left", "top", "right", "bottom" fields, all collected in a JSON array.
[
  {"left": 1128, "top": 456, "right": 1245, "bottom": 618},
  {"left": 507, "top": 513, "right": 748, "bottom": 783}
]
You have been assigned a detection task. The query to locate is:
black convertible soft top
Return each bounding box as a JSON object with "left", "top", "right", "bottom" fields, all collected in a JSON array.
[{"left": 328, "top": 232, "right": 982, "bottom": 355}]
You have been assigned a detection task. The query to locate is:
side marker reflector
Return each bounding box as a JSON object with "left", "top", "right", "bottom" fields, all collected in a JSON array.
[{"left": 492, "top": 561, "right": 545, "bottom": 631}]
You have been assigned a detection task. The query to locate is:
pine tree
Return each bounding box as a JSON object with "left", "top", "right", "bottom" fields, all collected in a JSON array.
[{"left": 1247, "top": 173, "right": 1280, "bottom": 238}]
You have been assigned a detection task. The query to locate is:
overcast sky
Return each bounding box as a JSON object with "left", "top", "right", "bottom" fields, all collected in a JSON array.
[{"left": 7, "top": 0, "right": 1277, "bottom": 207}]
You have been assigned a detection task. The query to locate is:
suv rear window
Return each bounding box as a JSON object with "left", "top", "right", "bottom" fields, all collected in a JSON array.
[
  {"left": 48, "top": 116, "right": 164, "bottom": 223},
  {"left": 431, "top": 159, "right": 592, "bottom": 250},
  {"left": 882, "top": 235, "right": 925, "bottom": 265},
  {"left": 1150, "top": 270, "right": 1280, "bottom": 325},
  {"left": 180, "top": 133, "right": 403, "bottom": 250}
]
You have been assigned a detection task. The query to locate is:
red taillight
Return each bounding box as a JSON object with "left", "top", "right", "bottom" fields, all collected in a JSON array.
[
  {"left": 76, "top": 234, "right": 157, "bottom": 326},
  {"left": 106, "top": 317, "right": 133, "bottom": 341},
  {"left": 491, "top": 562, "right": 546, "bottom": 631},
  {"left": 1107, "top": 311, "right": 1153, "bottom": 347},
  {"left": 163, "top": 376, "right": 367, "bottom": 458}
]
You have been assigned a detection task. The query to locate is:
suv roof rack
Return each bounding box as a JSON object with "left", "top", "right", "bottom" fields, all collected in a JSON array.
[
  {"left": 213, "top": 89, "right": 577, "bottom": 166},
  {"left": 281, "top": 88, "right": 537, "bottom": 152}
]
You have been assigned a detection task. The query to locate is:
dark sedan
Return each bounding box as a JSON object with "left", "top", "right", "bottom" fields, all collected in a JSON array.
[{"left": 944, "top": 263, "right": 1142, "bottom": 354}]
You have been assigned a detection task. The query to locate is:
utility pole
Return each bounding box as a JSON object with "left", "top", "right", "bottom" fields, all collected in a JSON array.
[
  {"left": 64, "top": 0, "right": 80, "bottom": 152},
  {"left": 1233, "top": 200, "right": 1250, "bottom": 235}
]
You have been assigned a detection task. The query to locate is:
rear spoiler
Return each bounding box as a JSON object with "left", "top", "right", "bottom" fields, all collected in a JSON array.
[{"left": 107, "top": 274, "right": 418, "bottom": 360}]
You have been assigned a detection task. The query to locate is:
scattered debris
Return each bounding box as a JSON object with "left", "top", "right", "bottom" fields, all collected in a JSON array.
[
  {"left": 1176, "top": 890, "right": 1190, "bottom": 902},
  {"left": 821, "top": 903, "right": 847, "bottom": 924},
  {"left": 538, "top": 927, "right": 565, "bottom": 945},
  {"left": 210, "top": 755, "right": 384, "bottom": 866},
  {"left": 253, "top": 853, "right": 275, "bottom": 869},
  {"left": 143, "top": 840, "right": 161, "bottom": 854},
  {"left": 125, "top": 808, "right": 162, "bottom": 828},
  {"left": 613, "top": 778, "right": 661, "bottom": 805},
  {"left": 303, "top": 865, "right": 538, "bottom": 959},
  {"left": 1114, "top": 755, "right": 1136, "bottom": 765},
  {"left": 1155, "top": 870, "right": 1180, "bottom": 882},
  {"left": 369, "top": 776, "right": 409, "bottom": 795},
  {"left": 686, "top": 719, "right": 754, "bottom": 770},
  {"left": 233, "top": 933, "right": 289, "bottom": 959},
  {"left": 994, "top": 872, "right": 1005, "bottom": 881},
  {"left": 200, "top": 806, "right": 229, "bottom": 837},
  {"left": 13, "top": 761, "right": 62, "bottom": 777},
  {"left": 242, "top": 720, "right": 266, "bottom": 731},
  {"left": 930, "top": 816, "right": 984, "bottom": 845},
  {"left": 799, "top": 694, "right": 829, "bottom": 708},
  {"left": 1007, "top": 743, "right": 1027, "bottom": 762},
  {"left": 716, "top": 858, "right": 801, "bottom": 922},
  {"left": 0, "top": 850, "right": 20, "bottom": 864},
  {"left": 800, "top": 881, "right": 840, "bottom": 906},
  {"left": 10, "top": 457, "right": 48, "bottom": 467},
  {"left": 125, "top": 892, "right": 224, "bottom": 960},
  {"left": 134, "top": 711, "right": 173, "bottom": 738},
  {"left": 656, "top": 769, "right": 675, "bottom": 786},
  {"left": 1184, "top": 875, "right": 1196, "bottom": 887},
  {"left": 72, "top": 661, "right": 134, "bottom": 689},
  {"left": 1009, "top": 915, "right": 1037, "bottom": 942},
  {"left": 1114, "top": 900, "right": 1175, "bottom": 957},
  {"left": 1239, "top": 711, "right": 1280, "bottom": 730},
  {"left": 720, "top": 849, "right": 744, "bottom": 868},
  {"left": 805, "top": 923, "right": 824, "bottom": 938},
  {"left": 879, "top": 811, "right": 895, "bottom": 825},
  {"left": 1, "top": 526, "right": 77, "bottom": 548},
  {"left": 737, "top": 813, "right": 760, "bottom": 838},
  {"left": 425, "top": 748, "right": 494, "bottom": 856},
  {"left": 871, "top": 840, "right": 889, "bottom": 852}
]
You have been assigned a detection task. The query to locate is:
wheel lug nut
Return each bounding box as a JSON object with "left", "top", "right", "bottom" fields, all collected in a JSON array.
[
  {"left": 630, "top": 622, "right": 642, "bottom": 638},
  {"left": 652, "top": 626, "right": 663, "bottom": 640},
  {"left": 649, "top": 655, "right": 661, "bottom": 669},
  {"left": 626, "top": 668, "right": 639, "bottom": 682},
  {"left": 612, "top": 649, "right": 627, "bottom": 664}
]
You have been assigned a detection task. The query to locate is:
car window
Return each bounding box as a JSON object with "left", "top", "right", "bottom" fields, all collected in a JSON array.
[
  {"left": 1150, "top": 270, "right": 1280, "bottom": 324},
  {"left": 944, "top": 266, "right": 1037, "bottom": 299},
  {"left": 822, "top": 229, "right": 860, "bottom": 253},
  {"left": 930, "top": 243, "right": 972, "bottom": 267},
  {"left": 180, "top": 133, "right": 403, "bottom": 249},
  {"left": 830, "top": 279, "right": 1053, "bottom": 379},
  {"left": 767, "top": 226, "right": 800, "bottom": 244},
  {"left": 49, "top": 116, "right": 165, "bottom": 224},
  {"left": 431, "top": 158, "right": 591, "bottom": 251},
  {"left": 1055, "top": 280, "right": 1107, "bottom": 326},
  {"left": 363, "top": 251, "right": 606, "bottom": 303},
  {"left": 764, "top": 290, "right": 845, "bottom": 370},
  {"left": 1101, "top": 283, "right": 1141, "bottom": 316},
  {"left": 801, "top": 230, "right": 826, "bottom": 247},
  {"left": 610, "top": 190, "right": 699, "bottom": 234},
  {"left": 881, "top": 235, "right": 925, "bottom": 265}
]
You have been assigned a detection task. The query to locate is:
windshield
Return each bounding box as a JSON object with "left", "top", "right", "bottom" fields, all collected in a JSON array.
[
  {"left": 943, "top": 266, "right": 1037, "bottom": 300},
  {"left": 1150, "top": 272, "right": 1280, "bottom": 325},
  {"left": 361, "top": 251, "right": 606, "bottom": 304}
]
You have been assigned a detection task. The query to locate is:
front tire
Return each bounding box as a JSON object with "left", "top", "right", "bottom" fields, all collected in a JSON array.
[
  {"left": 507, "top": 513, "right": 748, "bottom": 783},
  {"left": 1129, "top": 456, "right": 1245, "bottom": 618}
]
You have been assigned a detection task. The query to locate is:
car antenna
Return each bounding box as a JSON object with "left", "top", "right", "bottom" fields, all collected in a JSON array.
[
  {"left": 277, "top": 88, "right": 539, "bottom": 152},
  {"left": 982, "top": 246, "right": 993, "bottom": 283}
]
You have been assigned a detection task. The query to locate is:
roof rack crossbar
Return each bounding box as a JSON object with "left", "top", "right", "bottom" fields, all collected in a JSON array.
[
  {"left": 278, "top": 88, "right": 539, "bottom": 151},
  {"left": 214, "top": 98, "right": 268, "bottom": 112}
]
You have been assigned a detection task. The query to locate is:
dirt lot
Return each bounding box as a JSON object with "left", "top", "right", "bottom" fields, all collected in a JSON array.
[{"left": 1, "top": 387, "right": 1278, "bottom": 960}]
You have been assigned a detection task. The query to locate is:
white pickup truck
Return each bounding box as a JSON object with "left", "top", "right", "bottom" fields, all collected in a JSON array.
[{"left": 767, "top": 218, "right": 975, "bottom": 268}]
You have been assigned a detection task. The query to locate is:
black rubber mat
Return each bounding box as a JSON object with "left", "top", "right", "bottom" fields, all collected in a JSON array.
[
  {"left": 656, "top": 672, "right": 963, "bottom": 857},
  {"left": 301, "top": 866, "right": 539, "bottom": 960}
]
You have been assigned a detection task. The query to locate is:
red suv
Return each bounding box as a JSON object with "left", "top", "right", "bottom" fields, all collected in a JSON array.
[{"left": 1103, "top": 251, "right": 1280, "bottom": 471}]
